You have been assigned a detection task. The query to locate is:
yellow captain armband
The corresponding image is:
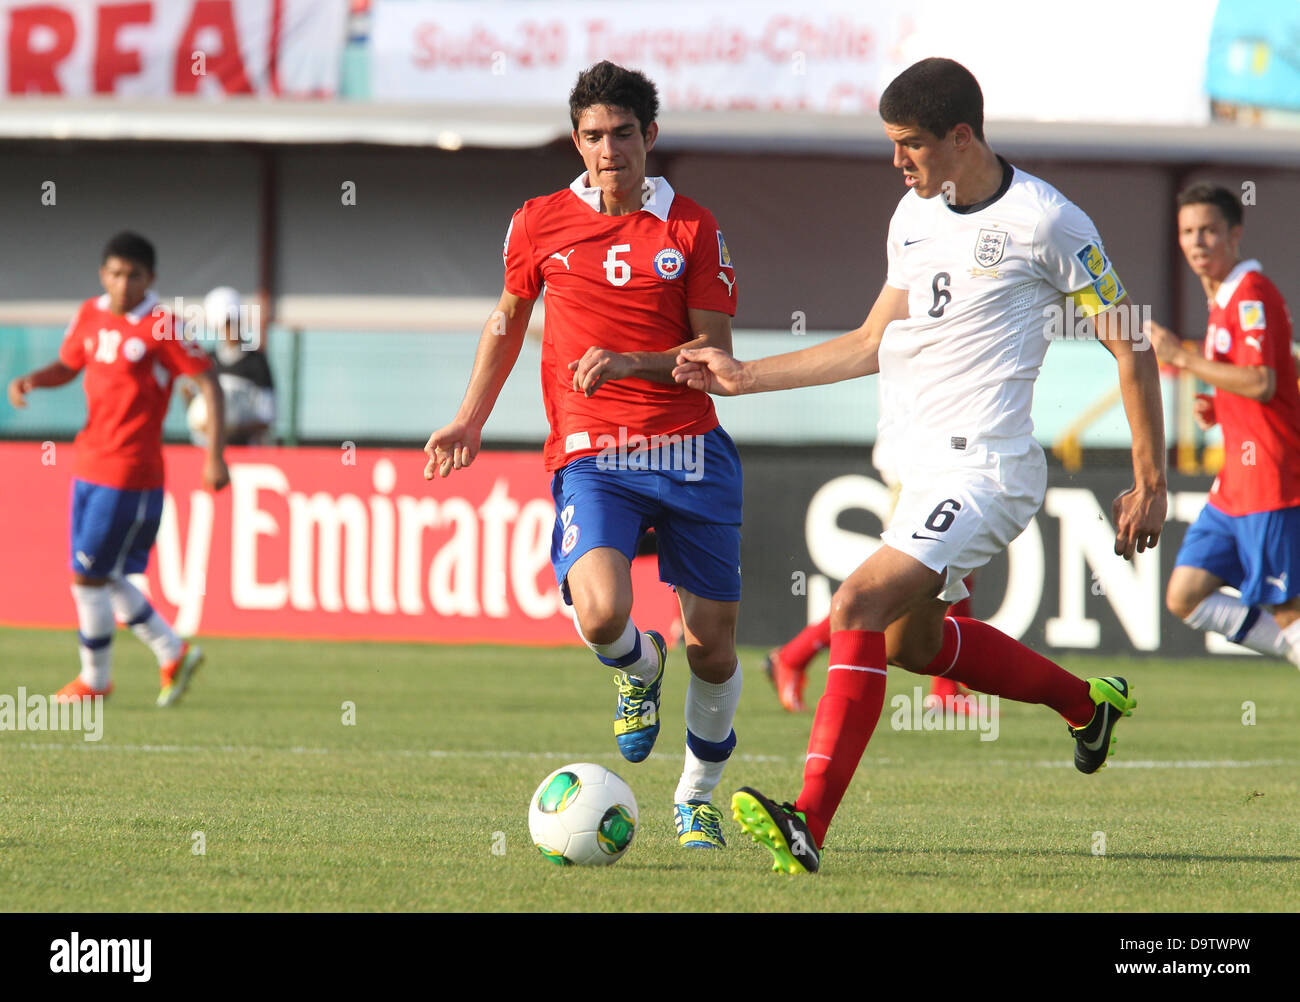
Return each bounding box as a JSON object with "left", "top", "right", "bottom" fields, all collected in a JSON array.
[
  {"left": 1067, "top": 242, "right": 1126, "bottom": 318},
  {"left": 1068, "top": 268, "right": 1126, "bottom": 318}
]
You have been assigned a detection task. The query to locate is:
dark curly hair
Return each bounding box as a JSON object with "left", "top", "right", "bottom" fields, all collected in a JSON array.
[{"left": 569, "top": 61, "right": 659, "bottom": 135}]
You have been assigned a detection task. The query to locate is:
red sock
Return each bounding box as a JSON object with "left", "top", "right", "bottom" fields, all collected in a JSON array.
[
  {"left": 924, "top": 617, "right": 1093, "bottom": 726},
  {"left": 777, "top": 615, "right": 831, "bottom": 673},
  {"left": 795, "top": 629, "right": 887, "bottom": 846},
  {"left": 932, "top": 584, "right": 974, "bottom": 698}
]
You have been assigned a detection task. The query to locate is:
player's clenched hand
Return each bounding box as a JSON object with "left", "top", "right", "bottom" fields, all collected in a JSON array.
[
  {"left": 1193, "top": 393, "right": 1217, "bottom": 430},
  {"left": 568, "top": 348, "right": 633, "bottom": 397},
  {"left": 425, "top": 420, "right": 480, "bottom": 479},
  {"left": 203, "top": 455, "right": 230, "bottom": 492},
  {"left": 1111, "top": 483, "right": 1167, "bottom": 560},
  {"left": 1145, "top": 320, "right": 1182, "bottom": 367},
  {"left": 672, "top": 347, "right": 746, "bottom": 396},
  {"left": 7, "top": 377, "right": 29, "bottom": 409}
]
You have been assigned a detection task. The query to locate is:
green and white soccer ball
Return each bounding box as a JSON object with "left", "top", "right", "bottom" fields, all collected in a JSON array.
[{"left": 528, "top": 763, "right": 638, "bottom": 866}]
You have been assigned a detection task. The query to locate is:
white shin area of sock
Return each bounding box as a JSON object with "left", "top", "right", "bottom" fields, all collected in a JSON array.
[
  {"left": 1185, "top": 593, "right": 1287, "bottom": 657},
  {"left": 109, "top": 578, "right": 183, "bottom": 665},
  {"left": 674, "top": 663, "right": 742, "bottom": 803},
  {"left": 71, "top": 583, "right": 115, "bottom": 689},
  {"left": 675, "top": 745, "right": 727, "bottom": 805},
  {"left": 684, "top": 663, "right": 742, "bottom": 742},
  {"left": 1281, "top": 619, "right": 1300, "bottom": 666},
  {"left": 1184, "top": 592, "right": 1250, "bottom": 636}
]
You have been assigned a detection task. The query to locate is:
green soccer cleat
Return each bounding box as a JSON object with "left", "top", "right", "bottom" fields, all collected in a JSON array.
[
  {"left": 675, "top": 800, "right": 726, "bottom": 849},
  {"left": 1068, "top": 675, "right": 1136, "bottom": 773},
  {"left": 157, "top": 642, "right": 204, "bottom": 708},
  {"left": 612, "top": 630, "right": 666, "bottom": 763},
  {"left": 731, "top": 787, "right": 820, "bottom": 874}
]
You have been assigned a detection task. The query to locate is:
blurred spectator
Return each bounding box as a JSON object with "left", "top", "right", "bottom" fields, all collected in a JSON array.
[{"left": 185, "top": 287, "right": 276, "bottom": 445}]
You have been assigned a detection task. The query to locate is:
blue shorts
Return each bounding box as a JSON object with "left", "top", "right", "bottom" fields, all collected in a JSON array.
[
  {"left": 69, "top": 479, "right": 164, "bottom": 579},
  {"left": 1175, "top": 502, "right": 1300, "bottom": 607},
  {"left": 550, "top": 426, "right": 743, "bottom": 603}
]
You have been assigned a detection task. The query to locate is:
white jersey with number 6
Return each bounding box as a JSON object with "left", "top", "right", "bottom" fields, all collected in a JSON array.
[{"left": 879, "top": 159, "right": 1124, "bottom": 471}]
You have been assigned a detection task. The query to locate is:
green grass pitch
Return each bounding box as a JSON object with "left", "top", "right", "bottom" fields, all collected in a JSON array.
[{"left": 2, "top": 626, "right": 1297, "bottom": 912}]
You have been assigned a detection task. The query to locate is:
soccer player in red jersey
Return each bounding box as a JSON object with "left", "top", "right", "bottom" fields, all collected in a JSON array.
[
  {"left": 8, "top": 232, "right": 230, "bottom": 706},
  {"left": 1147, "top": 184, "right": 1300, "bottom": 665},
  {"left": 425, "top": 63, "right": 743, "bottom": 849},
  {"left": 675, "top": 59, "right": 1166, "bottom": 873}
]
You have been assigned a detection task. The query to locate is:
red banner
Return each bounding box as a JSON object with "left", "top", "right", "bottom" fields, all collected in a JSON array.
[
  {"left": 1, "top": 0, "right": 347, "bottom": 97},
  {"left": 0, "top": 443, "right": 680, "bottom": 645}
]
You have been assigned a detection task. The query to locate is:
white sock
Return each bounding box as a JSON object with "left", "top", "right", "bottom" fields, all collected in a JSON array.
[
  {"left": 71, "top": 583, "right": 115, "bottom": 690},
  {"left": 1281, "top": 620, "right": 1300, "bottom": 667},
  {"left": 109, "top": 578, "right": 183, "bottom": 665},
  {"left": 674, "top": 662, "right": 742, "bottom": 803},
  {"left": 577, "top": 618, "right": 659, "bottom": 684},
  {"left": 1184, "top": 593, "right": 1288, "bottom": 658}
]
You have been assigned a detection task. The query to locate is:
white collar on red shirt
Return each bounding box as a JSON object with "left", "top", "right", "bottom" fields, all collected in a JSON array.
[
  {"left": 569, "top": 173, "right": 675, "bottom": 221},
  {"left": 95, "top": 291, "right": 159, "bottom": 324},
  {"left": 1213, "top": 259, "right": 1262, "bottom": 309}
]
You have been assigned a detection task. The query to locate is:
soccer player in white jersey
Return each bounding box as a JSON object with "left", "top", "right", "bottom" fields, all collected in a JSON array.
[{"left": 674, "top": 58, "right": 1167, "bottom": 874}]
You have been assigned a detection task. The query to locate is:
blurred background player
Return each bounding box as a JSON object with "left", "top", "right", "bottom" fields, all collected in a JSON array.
[
  {"left": 764, "top": 380, "right": 983, "bottom": 715},
  {"left": 6, "top": 232, "right": 230, "bottom": 706},
  {"left": 425, "top": 62, "right": 744, "bottom": 849},
  {"left": 676, "top": 58, "right": 1166, "bottom": 874},
  {"left": 184, "top": 286, "right": 276, "bottom": 446},
  {"left": 1147, "top": 183, "right": 1300, "bottom": 666}
]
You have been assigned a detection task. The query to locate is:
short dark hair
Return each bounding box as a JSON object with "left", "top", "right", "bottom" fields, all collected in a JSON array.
[
  {"left": 569, "top": 60, "right": 659, "bottom": 135},
  {"left": 879, "top": 57, "right": 985, "bottom": 142},
  {"left": 101, "top": 231, "right": 156, "bottom": 273},
  {"left": 1176, "top": 182, "right": 1243, "bottom": 228}
]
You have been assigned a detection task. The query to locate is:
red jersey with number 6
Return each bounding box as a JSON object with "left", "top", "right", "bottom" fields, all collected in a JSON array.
[
  {"left": 1202, "top": 260, "right": 1300, "bottom": 515},
  {"left": 503, "top": 174, "right": 738, "bottom": 472},
  {"left": 58, "top": 292, "right": 212, "bottom": 490}
]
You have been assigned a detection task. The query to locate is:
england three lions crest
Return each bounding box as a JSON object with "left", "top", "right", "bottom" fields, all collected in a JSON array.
[{"left": 974, "top": 228, "right": 1007, "bottom": 267}]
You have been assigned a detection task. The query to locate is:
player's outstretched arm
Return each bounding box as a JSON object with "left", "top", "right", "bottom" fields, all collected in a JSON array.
[
  {"left": 1146, "top": 319, "right": 1275, "bottom": 401},
  {"left": 1098, "top": 301, "right": 1168, "bottom": 559},
  {"left": 568, "top": 307, "right": 733, "bottom": 397},
  {"left": 425, "top": 290, "right": 534, "bottom": 479},
  {"left": 7, "top": 361, "right": 78, "bottom": 408},
  {"left": 673, "top": 283, "right": 909, "bottom": 395},
  {"left": 192, "top": 370, "right": 230, "bottom": 492}
]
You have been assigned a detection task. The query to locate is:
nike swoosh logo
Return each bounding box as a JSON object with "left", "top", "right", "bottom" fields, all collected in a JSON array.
[
  {"left": 1082, "top": 709, "right": 1110, "bottom": 751},
  {"left": 903, "top": 237, "right": 930, "bottom": 246},
  {"left": 911, "top": 532, "right": 941, "bottom": 541}
]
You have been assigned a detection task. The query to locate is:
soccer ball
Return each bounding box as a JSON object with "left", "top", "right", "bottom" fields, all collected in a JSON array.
[{"left": 528, "top": 763, "right": 638, "bottom": 866}]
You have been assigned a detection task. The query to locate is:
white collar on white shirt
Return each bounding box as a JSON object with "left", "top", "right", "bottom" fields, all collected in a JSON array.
[
  {"left": 96, "top": 291, "right": 159, "bottom": 324},
  {"left": 569, "top": 173, "right": 675, "bottom": 221},
  {"left": 1213, "top": 258, "right": 1262, "bottom": 309}
]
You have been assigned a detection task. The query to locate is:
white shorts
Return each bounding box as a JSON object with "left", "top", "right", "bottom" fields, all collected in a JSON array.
[{"left": 881, "top": 438, "right": 1047, "bottom": 603}]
